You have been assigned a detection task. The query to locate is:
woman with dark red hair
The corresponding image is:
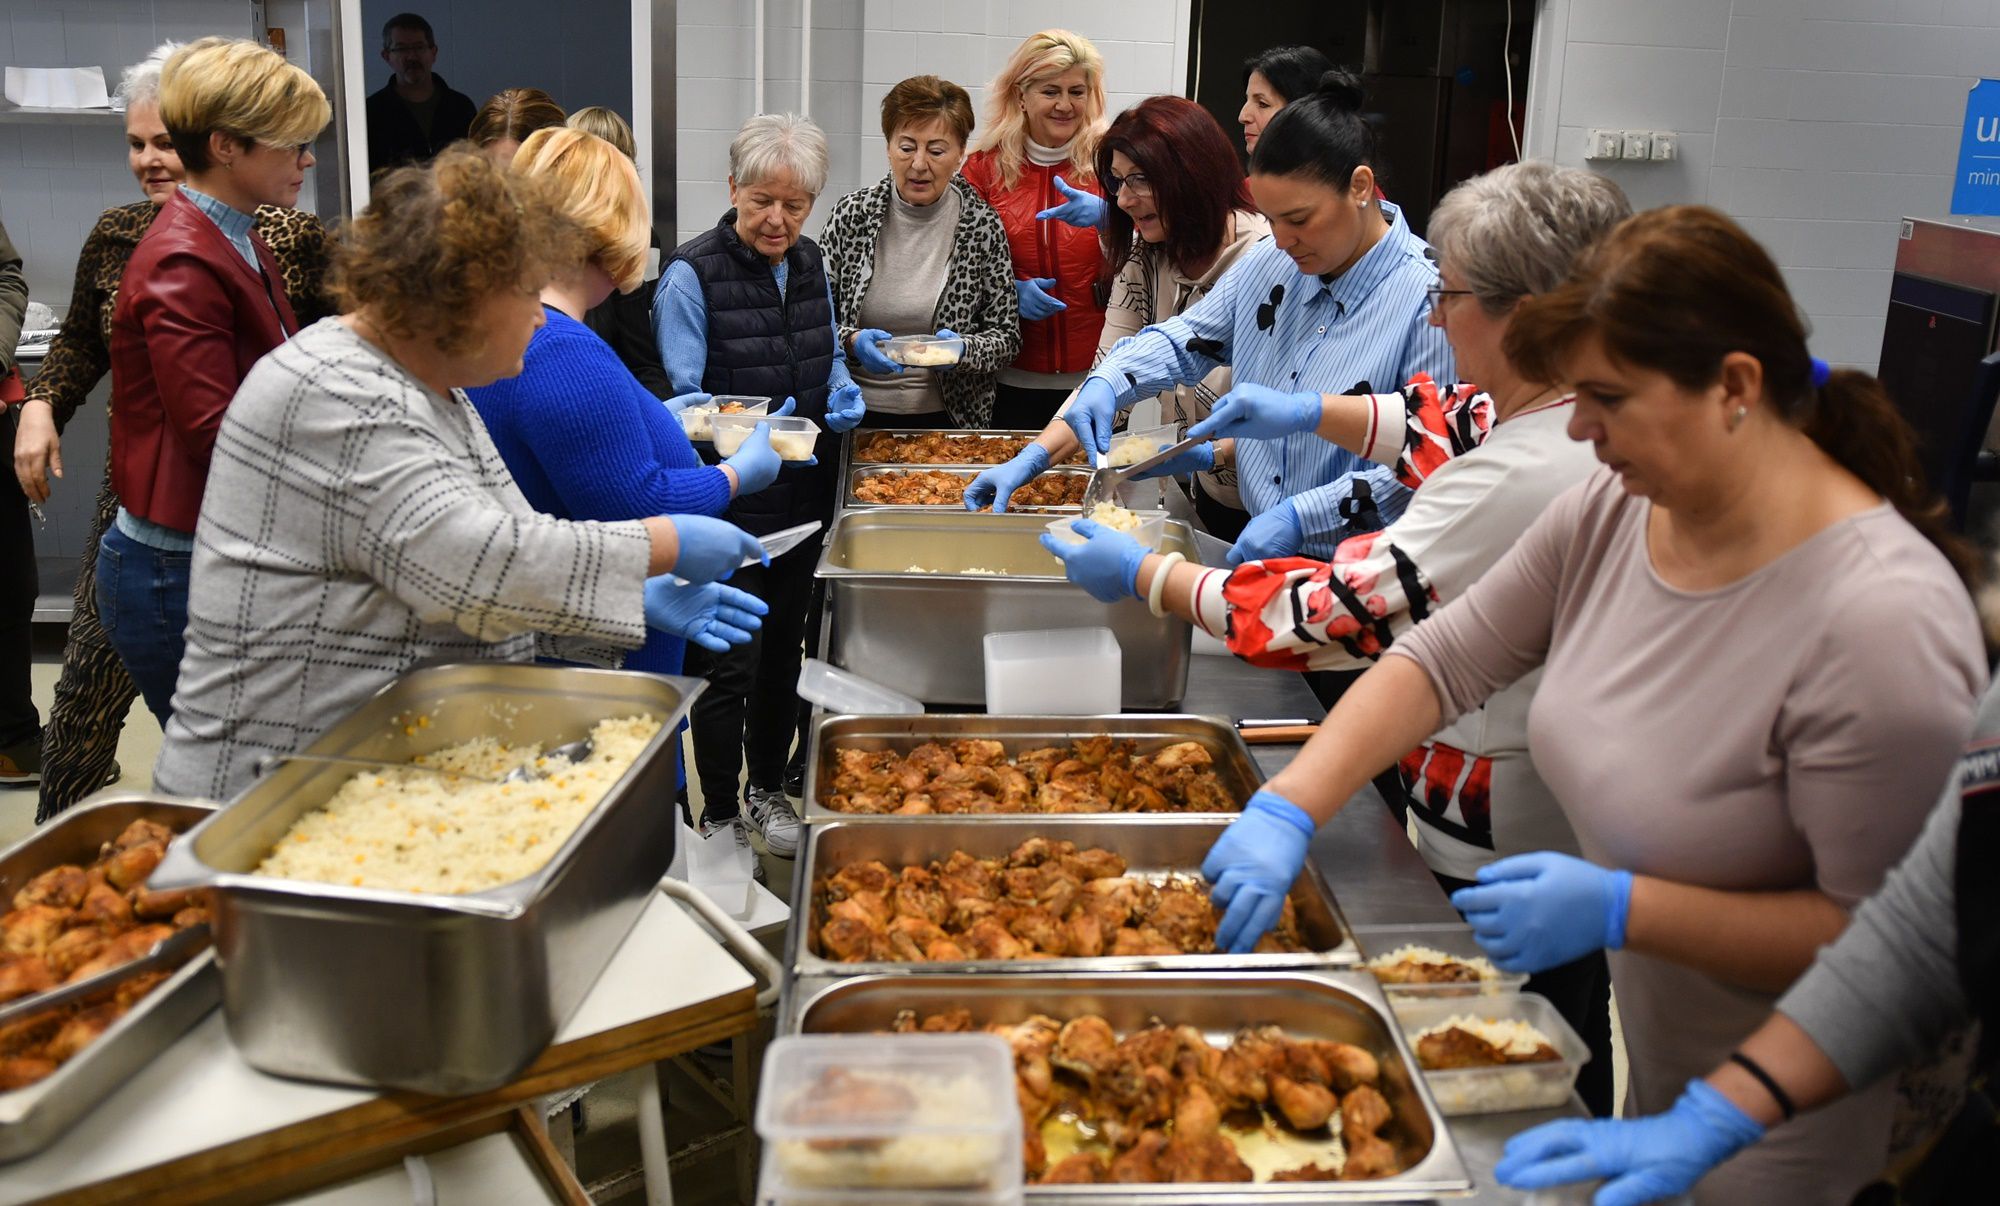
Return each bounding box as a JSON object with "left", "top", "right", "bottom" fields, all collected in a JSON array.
[{"left": 968, "top": 96, "right": 1268, "bottom": 538}]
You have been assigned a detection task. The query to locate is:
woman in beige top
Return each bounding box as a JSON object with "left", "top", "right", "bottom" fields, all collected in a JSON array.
[{"left": 1199, "top": 206, "right": 1988, "bottom": 1202}]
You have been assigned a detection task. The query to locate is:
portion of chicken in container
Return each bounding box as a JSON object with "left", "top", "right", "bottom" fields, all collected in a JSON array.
[{"left": 824, "top": 737, "right": 1237, "bottom": 815}]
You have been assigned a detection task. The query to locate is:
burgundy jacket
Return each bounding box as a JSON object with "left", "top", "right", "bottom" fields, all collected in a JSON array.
[{"left": 110, "top": 189, "right": 297, "bottom": 532}]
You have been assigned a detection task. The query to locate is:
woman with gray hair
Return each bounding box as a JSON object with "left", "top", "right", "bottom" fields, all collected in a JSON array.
[
  {"left": 1040, "top": 160, "right": 1631, "bottom": 1109},
  {"left": 9, "top": 41, "right": 332, "bottom": 818},
  {"left": 653, "top": 112, "right": 863, "bottom": 857}
]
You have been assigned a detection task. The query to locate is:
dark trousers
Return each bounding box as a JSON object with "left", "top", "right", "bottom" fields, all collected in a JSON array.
[
  {"left": 1433, "top": 868, "right": 1617, "bottom": 1118},
  {"left": 990, "top": 382, "right": 1072, "bottom": 431},
  {"left": 1191, "top": 480, "right": 1251, "bottom": 545},
  {"left": 94, "top": 524, "right": 190, "bottom": 725},
  {"left": 683, "top": 539, "right": 817, "bottom": 820},
  {"left": 0, "top": 424, "right": 39, "bottom": 751},
  {"left": 38, "top": 469, "right": 140, "bottom": 820}
]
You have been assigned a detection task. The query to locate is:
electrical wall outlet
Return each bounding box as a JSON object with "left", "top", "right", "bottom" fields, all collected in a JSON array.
[
  {"left": 1621, "top": 130, "right": 1652, "bottom": 159},
  {"left": 1649, "top": 131, "right": 1678, "bottom": 161},
  {"left": 1586, "top": 129, "right": 1624, "bottom": 160}
]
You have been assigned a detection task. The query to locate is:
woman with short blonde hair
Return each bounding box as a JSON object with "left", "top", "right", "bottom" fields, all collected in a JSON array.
[
  {"left": 468, "top": 87, "right": 566, "bottom": 164},
  {"left": 962, "top": 29, "right": 1110, "bottom": 427},
  {"left": 566, "top": 105, "right": 636, "bottom": 159},
  {"left": 511, "top": 126, "right": 650, "bottom": 293},
  {"left": 159, "top": 36, "right": 329, "bottom": 171}
]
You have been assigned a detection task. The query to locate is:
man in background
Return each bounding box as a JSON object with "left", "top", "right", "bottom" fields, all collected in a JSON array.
[{"left": 365, "top": 13, "right": 476, "bottom": 173}]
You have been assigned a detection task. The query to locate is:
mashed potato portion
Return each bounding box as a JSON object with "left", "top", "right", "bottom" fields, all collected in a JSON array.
[
  {"left": 255, "top": 715, "right": 661, "bottom": 894},
  {"left": 1105, "top": 435, "right": 1171, "bottom": 467},
  {"left": 1086, "top": 502, "right": 1142, "bottom": 532},
  {"left": 891, "top": 342, "right": 962, "bottom": 367}
]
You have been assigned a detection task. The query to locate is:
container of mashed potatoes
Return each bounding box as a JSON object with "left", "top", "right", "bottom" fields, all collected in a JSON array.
[
  {"left": 881, "top": 334, "right": 966, "bottom": 368},
  {"left": 1045, "top": 503, "right": 1169, "bottom": 552},
  {"left": 757, "top": 1033, "right": 1021, "bottom": 1202},
  {"left": 712, "top": 413, "right": 822, "bottom": 461},
  {"left": 1104, "top": 421, "right": 1177, "bottom": 468}
]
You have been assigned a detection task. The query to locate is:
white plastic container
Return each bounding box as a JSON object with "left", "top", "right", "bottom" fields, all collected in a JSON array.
[
  {"left": 1393, "top": 991, "right": 1591, "bottom": 1116},
  {"left": 750, "top": 520, "right": 825, "bottom": 567},
  {"left": 796, "top": 658, "right": 924, "bottom": 715},
  {"left": 757, "top": 1033, "right": 1021, "bottom": 1204},
  {"left": 982, "top": 627, "right": 1121, "bottom": 714},
  {"left": 881, "top": 333, "right": 965, "bottom": 368},
  {"left": 1104, "top": 420, "right": 1176, "bottom": 468},
  {"left": 1362, "top": 928, "right": 1531, "bottom": 999},
  {"left": 1044, "top": 509, "right": 1169, "bottom": 552},
  {"left": 712, "top": 412, "right": 821, "bottom": 460},
  {"left": 676, "top": 395, "right": 769, "bottom": 441}
]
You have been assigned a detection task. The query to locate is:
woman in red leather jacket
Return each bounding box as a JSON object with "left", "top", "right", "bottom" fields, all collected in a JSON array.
[
  {"left": 962, "top": 29, "right": 1109, "bottom": 430},
  {"left": 101, "top": 37, "right": 329, "bottom": 722}
]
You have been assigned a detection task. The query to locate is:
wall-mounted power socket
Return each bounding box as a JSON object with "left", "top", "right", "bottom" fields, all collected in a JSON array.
[
  {"left": 1649, "top": 131, "right": 1678, "bottom": 161},
  {"left": 1584, "top": 128, "right": 1679, "bottom": 163},
  {"left": 1586, "top": 129, "right": 1624, "bottom": 160}
]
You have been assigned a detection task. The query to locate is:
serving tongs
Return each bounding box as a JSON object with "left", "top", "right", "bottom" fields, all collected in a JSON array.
[
  {"left": 1078, "top": 432, "right": 1212, "bottom": 514},
  {"left": 256, "top": 736, "right": 596, "bottom": 786},
  {"left": 0, "top": 923, "right": 210, "bottom": 1028}
]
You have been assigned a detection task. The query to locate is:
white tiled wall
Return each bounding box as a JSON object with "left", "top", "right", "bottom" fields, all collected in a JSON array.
[
  {"left": 1527, "top": 0, "right": 2000, "bottom": 371},
  {"left": 674, "top": 0, "right": 1190, "bottom": 249}
]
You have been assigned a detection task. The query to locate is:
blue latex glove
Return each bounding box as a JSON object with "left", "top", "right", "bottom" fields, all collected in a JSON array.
[
  {"left": 963, "top": 444, "right": 1050, "bottom": 513},
  {"left": 1495, "top": 1079, "right": 1765, "bottom": 1205},
  {"left": 1187, "top": 383, "right": 1325, "bottom": 442},
  {"left": 1450, "top": 851, "right": 1634, "bottom": 975},
  {"left": 1035, "top": 175, "right": 1106, "bottom": 228},
  {"left": 849, "top": 328, "right": 902, "bottom": 375},
  {"left": 770, "top": 396, "right": 798, "bottom": 417},
  {"left": 666, "top": 514, "right": 766, "bottom": 584},
  {"left": 1016, "top": 276, "right": 1066, "bottom": 321},
  {"left": 1062, "top": 376, "right": 1121, "bottom": 465},
  {"left": 663, "top": 391, "right": 711, "bottom": 414},
  {"left": 824, "top": 381, "right": 867, "bottom": 433},
  {"left": 932, "top": 328, "right": 961, "bottom": 371},
  {"left": 1130, "top": 440, "right": 1215, "bottom": 482},
  {"left": 1202, "top": 789, "right": 1317, "bottom": 953},
  {"left": 1036, "top": 517, "right": 1148, "bottom": 602},
  {"left": 722, "top": 422, "right": 782, "bottom": 494},
  {"left": 643, "top": 577, "right": 768, "bottom": 653},
  {"left": 1225, "top": 498, "right": 1304, "bottom": 566}
]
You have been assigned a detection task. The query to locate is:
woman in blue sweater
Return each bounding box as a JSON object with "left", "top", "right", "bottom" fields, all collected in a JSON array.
[{"left": 470, "top": 127, "right": 786, "bottom": 680}]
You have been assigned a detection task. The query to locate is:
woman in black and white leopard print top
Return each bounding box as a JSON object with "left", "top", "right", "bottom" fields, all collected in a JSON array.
[{"left": 819, "top": 75, "right": 1019, "bottom": 429}]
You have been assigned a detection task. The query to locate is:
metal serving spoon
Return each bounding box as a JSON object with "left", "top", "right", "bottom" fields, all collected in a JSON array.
[{"left": 1078, "top": 433, "right": 1211, "bottom": 514}]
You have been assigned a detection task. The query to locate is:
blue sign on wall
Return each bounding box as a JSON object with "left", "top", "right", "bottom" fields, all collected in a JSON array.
[{"left": 1952, "top": 79, "right": 2000, "bottom": 216}]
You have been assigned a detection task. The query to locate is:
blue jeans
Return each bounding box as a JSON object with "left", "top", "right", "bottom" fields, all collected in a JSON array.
[{"left": 95, "top": 525, "right": 190, "bottom": 724}]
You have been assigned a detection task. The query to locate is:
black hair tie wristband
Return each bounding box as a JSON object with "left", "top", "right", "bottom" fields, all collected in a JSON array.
[{"left": 1729, "top": 1052, "right": 1797, "bottom": 1122}]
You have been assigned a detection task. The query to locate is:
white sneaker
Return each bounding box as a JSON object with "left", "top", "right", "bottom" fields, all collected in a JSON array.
[{"left": 745, "top": 787, "right": 801, "bottom": 859}]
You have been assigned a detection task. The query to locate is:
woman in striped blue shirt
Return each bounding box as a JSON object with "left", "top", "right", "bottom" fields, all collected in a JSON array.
[{"left": 966, "top": 71, "right": 1453, "bottom": 564}]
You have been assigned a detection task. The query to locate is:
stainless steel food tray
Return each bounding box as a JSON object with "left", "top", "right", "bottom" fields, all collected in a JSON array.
[
  {"left": 794, "top": 817, "right": 1358, "bottom": 976},
  {"left": 148, "top": 663, "right": 704, "bottom": 1095},
  {"left": 0, "top": 796, "right": 220, "bottom": 1163},
  {"left": 845, "top": 428, "right": 1051, "bottom": 469},
  {"left": 803, "top": 713, "right": 1261, "bottom": 822},
  {"left": 780, "top": 969, "right": 1472, "bottom": 1201},
  {"left": 843, "top": 465, "right": 1092, "bottom": 512},
  {"left": 815, "top": 510, "right": 1196, "bottom": 707}
]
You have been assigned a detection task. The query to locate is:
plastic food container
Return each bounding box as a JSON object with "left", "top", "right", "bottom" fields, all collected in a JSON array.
[
  {"left": 749, "top": 520, "right": 825, "bottom": 568},
  {"left": 1104, "top": 421, "right": 1176, "bottom": 468},
  {"left": 757, "top": 1033, "right": 1021, "bottom": 1203},
  {"left": 1361, "top": 927, "right": 1531, "bottom": 999},
  {"left": 881, "top": 334, "right": 965, "bottom": 368},
  {"left": 1393, "top": 992, "right": 1590, "bottom": 1116},
  {"left": 1044, "top": 509, "right": 1169, "bottom": 552},
  {"left": 982, "top": 627, "right": 1120, "bottom": 714},
  {"left": 676, "top": 395, "right": 769, "bottom": 441},
  {"left": 797, "top": 658, "right": 924, "bottom": 716},
  {"left": 712, "top": 412, "right": 821, "bottom": 460}
]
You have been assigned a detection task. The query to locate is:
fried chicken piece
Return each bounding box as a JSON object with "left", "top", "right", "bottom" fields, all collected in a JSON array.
[
  {"left": 1052, "top": 1015, "right": 1119, "bottom": 1081},
  {"left": 2, "top": 906, "right": 69, "bottom": 954},
  {"left": 103, "top": 841, "right": 165, "bottom": 891},
  {"left": 1058, "top": 847, "right": 1126, "bottom": 881},
  {"left": 1138, "top": 886, "right": 1215, "bottom": 951},
  {"left": 1022, "top": 1129, "right": 1047, "bottom": 1179},
  {"left": 1107, "top": 1129, "right": 1168, "bottom": 1183},
  {"left": 1098, "top": 1062, "right": 1176, "bottom": 1141},
  {"left": 113, "top": 970, "right": 169, "bottom": 1009},
  {"left": 0, "top": 953, "right": 58, "bottom": 1002},
  {"left": 916, "top": 1008, "right": 973, "bottom": 1032},
  {"left": 827, "top": 891, "right": 892, "bottom": 931},
  {"left": 951, "top": 739, "right": 1007, "bottom": 768},
  {"left": 1003, "top": 904, "right": 1065, "bottom": 955},
  {"left": 1369, "top": 956, "right": 1484, "bottom": 985},
  {"left": 885, "top": 915, "right": 952, "bottom": 962},
  {"left": 108, "top": 819, "right": 175, "bottom": 853},
  {"left": 1005, "top": 837, "right": 1055, "bottom": 867},
  {"left": 1060, "top": 911, "right": 1106, "bottom": 957},
  {"left": 0, "top": 1057, "right": 58, "bottom": 1091},
  {"left": 1181, "top": 775, "right": 1235, "bottom": 812},
  {"left": 994, "top": 1016, "right": 1061, "bottom": 1128},
  {"left": 826, "top": 860, "right": 894, "bottom": 900},
  {"left": 44, "top": 927, "right": 110, "bottom": 978},
  {"left": 1071, "top": 735, "right": 1123, "bottom": 766},
  {"left": 1341, "top": 1133, "right": 1400, "bottom": 1180},
  {"left": 1003, "top": 862, "right": 1083, "bottom": 917},
  {"left": 1149, "top": 741, "right": 1212, "bottom": 770},
  {"left": 890, "top": 792, "right": 934, "bottom": 815},
  {"left": 890, "top": 1008, "right": 920, "bottom": 1033},
  {"left": 1110, "top": 926, "right": 1180, "bottom": 957},
  {"left": 936, "top": 850, "right": 998, "bottom": 897},
  {"left": 904, "top": 742, "right": 959, "bottom": 779},
  {"left": 1080, "top": 876, "right": 1149, "bottom": 929},
  {"left": 172, "top": 905, "right": 212, "bottom": 931},
  {"left": 1341, "top": 1083, "right": 1393, "bottom": 1135},
  {"left": 1039, "top": 1152, "right": 1107, "bottom": 1184},
  {"left": 1158, "top": 1131, "right": 1253, "bottom": 1183},
  {"left": 1173, "top": 1080, "right": 1222, "bottom": 1139},
  {"left": 1270, "top": 1073, "right": 1337, "bottom": 1131},
  {"left": 1271, "top": 1162, "right": 1342, "bottom": 1182},
  {"left": 997, "top": 767, "right": 1034, "bottom": 810},
  {"left": 0, "top": 1008, "right": 63, "bottom": 1053},
  {"left": 1035, "top": 777, "right": 1104, "bottom": 813},
  {"left": 131, "top": 886, "right": 200, "bottom": 919},
  {"left": 1416, "top": 1026, "right": 1511, "bottom": 1070},
  {"left": 962, "top": 917, "right": 1028, "bottom": 961},
  {"left": 820, "top": 916, "right": 888, "bottom": 962},
  {"left": 14, "top": 864, "right": 89, "bottom": 911},
  {"left": 1212, "top": 1045, "right": 1269, "bottom": 1109},
  {"left": 1312, "top": 1040, "right": 1381, "bottom": 1090},
  {"left": 1014, "top": 746, "right": 1065, "bottom": 786},
  {"left": 1123, "top": 783, "right": 1170, "bottom": 812},
  {"left": 889, "top": 866, "right": 948, "bottom": 926},
  {"left": 76, "top": 880, "right": 135, "bottom": 927},
  {"left": 46, "top": 1004, "right": 122, "bottom": 1062},
  {"left": 66, "top": 924, "right": 172, "bottom": 981}
]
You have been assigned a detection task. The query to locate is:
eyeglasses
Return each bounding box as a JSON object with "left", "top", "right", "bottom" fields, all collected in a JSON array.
[
  {"left": 1107, "top": 172, "right": 1155, "bottom": 199},
  {"left": 1424, "top": 286, "right": 1476, "bottom": 308}
]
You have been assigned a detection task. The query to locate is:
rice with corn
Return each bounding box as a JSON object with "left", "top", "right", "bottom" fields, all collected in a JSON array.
[{"left": 254, "top": 715, "right": 661, "bottom": 894}]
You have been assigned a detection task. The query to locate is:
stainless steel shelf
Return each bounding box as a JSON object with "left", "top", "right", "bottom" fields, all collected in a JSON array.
[{"left": 0, "top": 105, "right": 120, "bottom": 125}]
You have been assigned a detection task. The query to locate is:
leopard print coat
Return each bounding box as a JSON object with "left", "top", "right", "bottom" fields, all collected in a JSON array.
[
  {"left": 26, "top": 200, "right": 332, "bottom": 428},
  {"left": 819, "top": 175, "right": 1020, "bottom": 428}
]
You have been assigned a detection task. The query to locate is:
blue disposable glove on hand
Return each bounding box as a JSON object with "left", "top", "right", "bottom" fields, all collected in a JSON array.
[
  {"left": 1062, "top": 376, "right": 1122, "bottom": 464},
  {"left": 1187, "top": 383, "right": 1325, "bottom": 442},
  {"left": 1202, "top": 789, "right": 1317, "bottom": 953},
  {"left": 933, "top": 328, "right": 961, "bottom": 371},
  {"left": 722, "top": 422, "right": 782, "bottom": 495},
  {"left": 824, "top": 382, "right": 867, "bottom": 433},
  {"left": 663, "top": 391, "right": 711, "bottom": 414},
  {"left": 1494, "top": 1079, "right": 1764, "bottom": 1206},
  {"left": 770, "top": 396, "right": 798, "bottom": 417},
  {"left": 1130, "top": 440, "right": 1215, "bottom": 482},
  {"left": 643, "top": 577, "right": 768, "bottom": 653},
  {"left": 849, "top": 328, "right": 902, "bottom": 375},
  {"left": 1225, "top": 499, "right": 1304, "bottom": 566},
  {"left": 1035, "top": 175, "right": 1106, "bottom": 228},
  {"left": 1450, "top": 851, "right": 1634, "bottom": 975},
  {"left": 667, "top": 514, "right": 766, "bottom": 584},
  {"left": 1016, "top": 276, "right": 1066, "bottom": 321},
  {"left": 963, "top": 444, "right": 1050, "bottom": 513},
  {"left": 1037, "top": 517, "right": 1148, "bottom": 603}
]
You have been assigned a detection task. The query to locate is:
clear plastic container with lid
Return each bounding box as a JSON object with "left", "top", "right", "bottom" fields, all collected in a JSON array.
[
  {"left": 983, "top": 628, "right": 1120, "bottom": 714},
  {"left": 1392, "top": 991, "right": 1591, "bottom": 1116},
  {"left": 1103, "top": 420, "right": 1177, "bottom": 468},
  {"left": 1044, "top": 509, "right": 1168, "bottom": 552},
  {"left": 796, "top": 658, "right": 924, "bottom": 715},
  {"left": 881, "top": 334, "right": 965, "bottom": 368},
  {"left": 675, "top": 394, "right": 769, "bottom": 441},
  {"left": 711, "top": 412, "right": 821, "bottom": 461},
  {"left": 757, "top": 1033, "right": 1021, "bottom": 1203}
]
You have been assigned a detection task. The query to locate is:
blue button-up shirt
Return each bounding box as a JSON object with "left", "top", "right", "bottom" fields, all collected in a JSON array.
[
  {"left": 180, "top": 184, "right": 261, "bottom": 271},
  {"left": 1087, "top": 201, "right": 1453, "bottom": 557}
]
